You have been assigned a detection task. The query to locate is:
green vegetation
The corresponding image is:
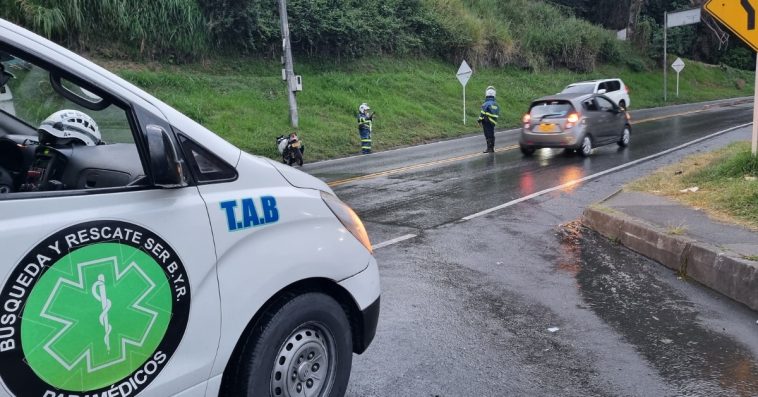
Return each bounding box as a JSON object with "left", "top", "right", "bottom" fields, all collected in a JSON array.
[
  {"left": 5, "top": 0, "right": 633, "bottom": 71},
  {"left": 5, "top": 0, "right": 207, "bottom": 58},
  {"left": 5, "top": 1, "right": 754, "bottom": 161},
  {"left": 110, "top": 56, "right": 753, "bottom": 160},
  {"left": 666, "top": 223, "right": 688, "bottom": 235},
  {"left": 627, "top": 142, "right": 758, "bottom": 230}
]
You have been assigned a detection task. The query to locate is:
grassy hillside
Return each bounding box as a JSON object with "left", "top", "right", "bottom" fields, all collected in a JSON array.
[
  {"left": 112, "top": 57, "right": 754, "bottom": 161},
  {"left": 3, "top": 0, "right": 633, "bottom": 71}
]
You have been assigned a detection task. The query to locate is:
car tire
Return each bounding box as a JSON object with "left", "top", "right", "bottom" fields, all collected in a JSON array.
[
  {"left": 617, "top": 126, "right": 631, "bottom": 148},
  {"left": 619, "top": 100, "right": 626, "bottom": 110},
  {"left": 579, "top": 136, "right": 592, "bottom": 157},
  {"left": 520, "top": 145, "right": 535, "bottom": 156},
  {"left": 227, "top": 293, "right": 353, "bottom": 397}
]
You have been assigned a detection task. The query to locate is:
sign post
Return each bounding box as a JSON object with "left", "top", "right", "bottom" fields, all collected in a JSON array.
[
  {"left": 664, "top": 11, "right": 667, "bottom": 102},
  {"left": 705, "top": 0, "right": 758, "bottom": 155},
  {"left": 456, "top": 60, "right": 472, "bottom": 125},
  {"left": 663, "top": 8, "right": 702, "bottom": 102},
  {"left": 671, "top": 58, "right": 685, "bottom": 97},
  {"left": 754, "top": 53, "right": 758, "bottom": 156}
]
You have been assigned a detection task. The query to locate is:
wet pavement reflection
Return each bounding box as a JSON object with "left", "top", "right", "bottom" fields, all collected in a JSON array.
[
  {"left": 560, "top": 224, "right": 758, "bottom": 397},
  {"left": 333, "top": 105, "right": 754, "bottom": 231}
]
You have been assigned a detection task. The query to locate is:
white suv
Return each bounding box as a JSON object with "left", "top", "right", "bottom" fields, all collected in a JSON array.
[
  {"left": 561, "top": 78, "right": 631, "bottom": 109},
  {"left": 0, "top": 18, "right": 379, "bottom": 397}
]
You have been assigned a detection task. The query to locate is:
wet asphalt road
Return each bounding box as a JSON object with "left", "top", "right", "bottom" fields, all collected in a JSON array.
[{"left": 307, "top": 101, "right": 758, "bottom": 396}]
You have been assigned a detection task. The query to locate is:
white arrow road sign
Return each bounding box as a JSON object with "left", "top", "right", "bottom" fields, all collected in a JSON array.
[
  {"left": 457, "top": 60, "right": 472, "bottom": 86},
  {"left": 672, "top": 57, "right": 685, "bottom": 73},
  {"left": 457, "top": 60, "right": 473, "bottom": 124},
  {"left": 672, "top": 58, "right": 685, "bottom": 97}
]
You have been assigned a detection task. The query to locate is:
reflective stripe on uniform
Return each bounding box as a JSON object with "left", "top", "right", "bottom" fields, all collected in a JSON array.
[{"left": 479, "top": 113, "right": 497, "bottom": 125}]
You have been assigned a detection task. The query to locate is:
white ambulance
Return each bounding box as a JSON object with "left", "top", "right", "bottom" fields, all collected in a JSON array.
[{"left": 0, "top": 18, "right": 379, "bottom": 397}]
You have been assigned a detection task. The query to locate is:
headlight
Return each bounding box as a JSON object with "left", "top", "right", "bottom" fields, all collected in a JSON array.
[{"left": 321, "top": 191, "right": 373, "bottom": 254}]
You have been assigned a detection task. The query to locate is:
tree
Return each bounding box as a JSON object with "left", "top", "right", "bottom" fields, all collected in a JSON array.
[{"left": 628, "top": 0, "right": 646, "bottom": 48}]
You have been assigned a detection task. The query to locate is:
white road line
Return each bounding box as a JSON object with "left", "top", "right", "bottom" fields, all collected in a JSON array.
[
  {"left": 461, "top": 123, "right": 752, "bottom": 221},
  {"left": 373, "top": 234, "right": 418, "bottom": 250}
]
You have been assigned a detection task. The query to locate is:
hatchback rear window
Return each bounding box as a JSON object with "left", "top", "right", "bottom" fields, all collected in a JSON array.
[
  {"left": 561, "top": 84, "right": 595, "bottom": 94},
  {"left": 529, "top": 101, "right": 574, "bottom": 119},
  {"left": 606, "top": 80, "right": 621, "bottom": 92}
]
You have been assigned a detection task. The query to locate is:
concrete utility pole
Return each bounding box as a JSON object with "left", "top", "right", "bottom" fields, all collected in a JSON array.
[
  {"left": 279, "top": 0, "right": 299, "bottom": 128},
  {"left": 664, "top": 11, "right": 667, "bottom": 102}
]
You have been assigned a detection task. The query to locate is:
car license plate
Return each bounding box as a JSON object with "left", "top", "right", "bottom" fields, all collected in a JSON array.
[{"left": 537, "top": 123, "right": 556, "bottom": 133}]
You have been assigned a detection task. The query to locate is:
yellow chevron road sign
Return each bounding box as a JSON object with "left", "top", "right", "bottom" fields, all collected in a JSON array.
[{"left": 705, "top": 0, "right": 758, "bottom": 51}]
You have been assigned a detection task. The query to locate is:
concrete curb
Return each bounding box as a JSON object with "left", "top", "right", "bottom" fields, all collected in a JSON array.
[{"left": 582, "top": 205, "right": 758, "bottom": 311}]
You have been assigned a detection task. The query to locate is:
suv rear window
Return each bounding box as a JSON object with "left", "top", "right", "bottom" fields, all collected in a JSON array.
[
  {"left": 529, "top": 100, "right": 574, "bottom": 119},
  {"left": 606, "top": 80, "right": 621, "bottom": 92},
  {"left": 562, "top": 84, "right": 595, "bottom": 94}
]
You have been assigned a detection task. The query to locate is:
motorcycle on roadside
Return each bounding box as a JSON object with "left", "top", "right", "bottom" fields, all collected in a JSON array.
[{"left": 276, "top": 132, "right": 304, "bottom": 166}]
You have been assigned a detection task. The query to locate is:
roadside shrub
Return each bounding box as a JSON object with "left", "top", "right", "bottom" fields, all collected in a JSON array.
[
  {"left": 3, "top": 0, "right": 208, "bottom": 59},
  {"left": 2, "top": 0, "right": 641, "bottom": 72},
  {"left": 720, "top": 46, "right": 756, "bottom": 71},
  {"left": 198, "top": 0, "right": 260, "bottom": 52},
  {"left": 692, "top": 147, "right": 758, "bottom": 179},
  {"left": 625, "top": 56, "right": 649, "bottom": 72}
]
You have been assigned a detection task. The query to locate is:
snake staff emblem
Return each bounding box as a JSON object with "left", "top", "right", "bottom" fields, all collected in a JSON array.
[{"left": 91, "top": 274, "right": 112, "bottom": 352}]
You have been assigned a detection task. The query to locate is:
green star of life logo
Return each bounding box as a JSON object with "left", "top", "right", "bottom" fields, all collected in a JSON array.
[{"left": 21, "top": 243, "right": 172, "bottom": 392}]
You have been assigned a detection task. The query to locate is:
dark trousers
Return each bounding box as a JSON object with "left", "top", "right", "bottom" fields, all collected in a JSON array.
[
  {"left": 359, "top": 129, "right": 372, "bottom": 153},
  {"left": 482, "top": 123, "right": 495, "bottom": 141}
]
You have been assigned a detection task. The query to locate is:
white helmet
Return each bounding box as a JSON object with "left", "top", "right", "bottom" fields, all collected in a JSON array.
[
  {"left": 359, "top": 103, "right": 370, "bottom": 113},
  {"left": 38, "top": 109, "right": 101, "bottom": 146},
  {"left": 485, "top": 86, "right": 496, "bottom": 98}
]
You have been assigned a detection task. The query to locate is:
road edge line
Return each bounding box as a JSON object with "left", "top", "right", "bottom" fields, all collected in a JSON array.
[
  {"left": 461, "top": 122, "right": 752, "bottom": 221},
  {"left": 373, "top": 234, "right": 418, "bottom": 250}
]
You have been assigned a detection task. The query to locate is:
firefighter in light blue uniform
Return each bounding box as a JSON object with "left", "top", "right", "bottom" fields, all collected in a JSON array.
[
  {"left": 357, "top": 103, "right": 373, "bottom": 154},
  {"left": 477, "top": 86, "right": 500, "bottom": 153}
]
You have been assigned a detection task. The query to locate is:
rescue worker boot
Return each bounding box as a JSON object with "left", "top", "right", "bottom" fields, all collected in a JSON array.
[{"left": 483, "top": 138, "right": 494, "bottom": 153}]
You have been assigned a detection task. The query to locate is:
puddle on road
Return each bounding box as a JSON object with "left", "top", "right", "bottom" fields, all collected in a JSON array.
[{"left": 556, "top": 222, "right": 758, "bottom": 396}]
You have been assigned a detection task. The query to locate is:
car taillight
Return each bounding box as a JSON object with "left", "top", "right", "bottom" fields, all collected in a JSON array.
[
  {"left": 565, "top": 112, "right": 580, "bottom": 129},
  {"left": 522, "top": 113, "right": 531, "bottom": 130},
  {"left": 625, "top": 86, "right": 629, "bottom": 93}
]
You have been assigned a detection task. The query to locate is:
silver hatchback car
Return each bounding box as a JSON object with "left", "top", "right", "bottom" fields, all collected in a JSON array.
[{"left": 519, "top": 93, "right": 631, "bottom": 157}]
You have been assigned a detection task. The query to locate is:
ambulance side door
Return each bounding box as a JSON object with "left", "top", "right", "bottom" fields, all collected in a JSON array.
[{"left": 0, "top": 47, "right": 220, "bottom": 397}]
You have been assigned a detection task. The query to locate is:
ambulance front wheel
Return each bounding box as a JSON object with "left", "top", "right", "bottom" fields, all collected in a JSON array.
[{"left": 232, "top": 292, "right": 353, "bottom": 397}]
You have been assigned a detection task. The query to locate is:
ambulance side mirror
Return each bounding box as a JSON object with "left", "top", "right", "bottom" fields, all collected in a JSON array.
[{"left": 146, "top": 125, "right": 187, "bottom": 188}]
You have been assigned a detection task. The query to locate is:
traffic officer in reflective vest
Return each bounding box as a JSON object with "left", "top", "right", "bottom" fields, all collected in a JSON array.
[
  {"left": 477, "top": 86, "right": 500, "bottom": 153},
  {"left": 357, "top": 103, "right": 373, "bottom": 154}
]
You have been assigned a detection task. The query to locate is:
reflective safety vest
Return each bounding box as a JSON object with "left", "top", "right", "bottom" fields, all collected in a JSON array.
[
  {"left": 357, "top": 111, "right": 372, "bottom": 132},
  {"left": 478, "top": 97, "right": 500, "bottom": 126}
]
